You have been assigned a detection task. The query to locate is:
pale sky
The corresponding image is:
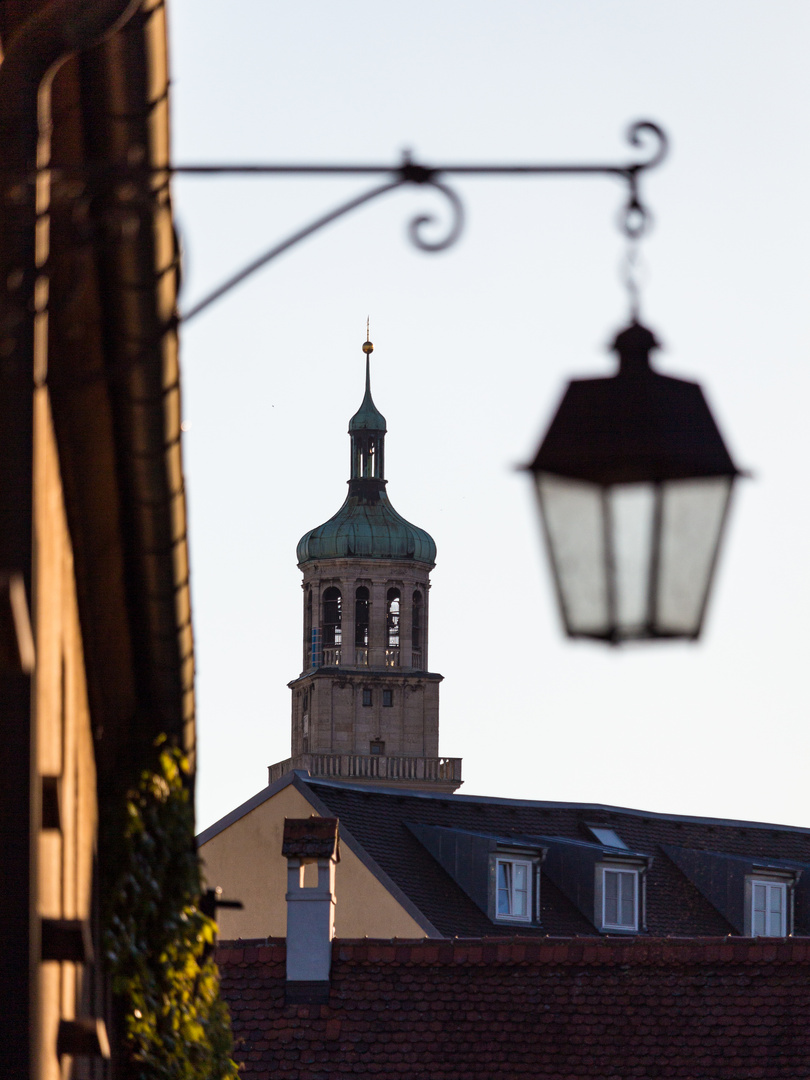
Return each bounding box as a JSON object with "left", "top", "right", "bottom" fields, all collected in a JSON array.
[{"left": 168, "top": 1, "right": 810, "bottom": 833}]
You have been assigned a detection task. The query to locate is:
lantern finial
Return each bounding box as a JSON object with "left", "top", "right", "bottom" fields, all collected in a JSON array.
[{"left": 612, "top": 321, "right": 660, "bottom": 376}]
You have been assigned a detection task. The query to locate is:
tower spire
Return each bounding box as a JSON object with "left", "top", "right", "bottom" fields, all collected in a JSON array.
[
  {"left": 349, "top": 327, "right": 386, "bottom": 487},
  {"left": 362, "top": 320, "right": 374, "bottom": 398},
  {"left": 278, "top": 332, "right": 458, "bottom": 793}
]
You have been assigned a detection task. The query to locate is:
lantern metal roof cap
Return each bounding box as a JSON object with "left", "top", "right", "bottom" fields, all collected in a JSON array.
[
  {"left": 528, "top": 320, "right": 742, "bottom": 486},
  {"left": 349, "top": 341, "right": 387, "bottom": 433}
]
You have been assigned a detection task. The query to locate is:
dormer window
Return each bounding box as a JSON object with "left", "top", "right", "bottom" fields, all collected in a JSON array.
[
  {"left": 746, "top": 874, "right": 792, "bottom": 937},
  {"left": 495, "top": 858, "right": 533, "bottom": 923},
  {"left": 601, "top": 867, "right": 639, "bottom": 931},
  {"left": 752, "top": 880, "right": 786, "bottom": 936},
  {"left": 593, "top": 857, "right": 648, "bottom": 933}
]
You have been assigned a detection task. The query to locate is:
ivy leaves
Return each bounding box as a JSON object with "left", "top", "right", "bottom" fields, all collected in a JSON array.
[{"left": 105, "top": 741, "right": 240, "bottom": 1079}]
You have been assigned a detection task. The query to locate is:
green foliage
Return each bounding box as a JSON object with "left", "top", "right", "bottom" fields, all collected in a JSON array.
[{"left": 105, "top": 740, "right": 240, "bottom": 1079}]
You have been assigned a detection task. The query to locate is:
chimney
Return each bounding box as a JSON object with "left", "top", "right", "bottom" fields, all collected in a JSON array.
[{"left": 282, "top": 815, "right": 340, "bottom": 1004}]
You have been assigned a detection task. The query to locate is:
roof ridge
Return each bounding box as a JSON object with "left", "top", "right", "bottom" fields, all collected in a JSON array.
[
  {"left": 216, "top": 936, "right": 810, "bottom": 967},
  {"left": 303, "top": 776, "right": 810, "bottom": 833}
]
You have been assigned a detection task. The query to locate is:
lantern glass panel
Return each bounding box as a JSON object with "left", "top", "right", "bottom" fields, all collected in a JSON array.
[
  {"left": 536, "top": 475, "right": 608, "bottom": 635},
  {"left": 656, "top": 476, "right": 733, "bottom": 635},
  {"left": 609, "top": 484, "right": 656, "bottom": 637},
  {"left": 537, "top": 473, "right": 733, "bottom": 641}
]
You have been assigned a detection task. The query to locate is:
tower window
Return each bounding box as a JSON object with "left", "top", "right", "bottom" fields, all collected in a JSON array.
[
  {"left": 364, "top": 438, "right": 376, "bottom": 477},
  {"left": 362, "top": 688, "right": 372, "bottom": 707},
  {"left": 305, "top": 588, "right": 313, "bottom": 667},
  {"left": 323, "top": 587, "right": 342, "bottom": 647},
  {"left": 412, "top": 590, "right": 423, "bottom": 651},
  {"left": 383, "top": 689, "right": 393, "bottom": 707},
  {"left": 353, "top": 434, "right": 384, "bottom": 480},
  {"left": 370, "top": 739, "right": 385, "bottom": 755},
  {"left": 355, "top": 586, "right": 370, "bottom": 646},
  {"left": 386, "top": 588, "right": 401, "bottom": 648}
]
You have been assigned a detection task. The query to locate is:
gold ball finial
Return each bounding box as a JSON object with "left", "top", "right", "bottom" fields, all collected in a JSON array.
[{"left": 362, "top": 316, "right": 373, "bottom": 354}]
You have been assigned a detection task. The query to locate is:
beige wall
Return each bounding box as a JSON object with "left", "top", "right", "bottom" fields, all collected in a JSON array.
[
  {"left": 34, "top": 387, "right": 98, "bottom": 1080},
  {"left": 201, "top": 784, "right": 430, "bottom": 940}
]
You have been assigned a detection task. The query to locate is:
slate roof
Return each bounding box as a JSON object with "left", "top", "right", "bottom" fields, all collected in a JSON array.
[
  {"left": 217, "top": 936, "right": 810, "bottom": 1079},
  {"left": 293, "top": 775, "right": 810, "bottom": 937}
]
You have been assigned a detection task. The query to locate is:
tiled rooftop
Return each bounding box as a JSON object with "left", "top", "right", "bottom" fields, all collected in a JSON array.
[
  {"left": 295, "top": 777, "right": 810, "bottom": 937},
  {"left": 218, "top": 936, "right": 810, "bottom": 1079}
]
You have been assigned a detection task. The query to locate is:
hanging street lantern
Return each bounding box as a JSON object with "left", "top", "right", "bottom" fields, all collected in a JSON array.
[
  {"left": 170, "top": 119, "right": 747, "bottom": 643},
  {"left": 526, "top": 322, "right": 742, "bottom": 643}
]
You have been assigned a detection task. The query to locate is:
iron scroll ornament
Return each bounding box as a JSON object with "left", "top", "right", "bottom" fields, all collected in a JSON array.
[{"left": 179, "top": 120, "right": 668, "bottom": 325}]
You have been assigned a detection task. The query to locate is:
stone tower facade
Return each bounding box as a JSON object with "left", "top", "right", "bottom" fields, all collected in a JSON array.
[{"left": 268, "top": 338, "right": 461, "bottom": 793}]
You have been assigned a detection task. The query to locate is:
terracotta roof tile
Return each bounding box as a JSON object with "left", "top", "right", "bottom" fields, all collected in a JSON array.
[{"left": 219, "top": 936, "right": 810, "bottom": 1078}]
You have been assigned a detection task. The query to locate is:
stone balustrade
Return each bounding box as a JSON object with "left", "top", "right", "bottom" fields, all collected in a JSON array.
[{"left": 268, "top": 753, "right": 463, "bottom": 789}]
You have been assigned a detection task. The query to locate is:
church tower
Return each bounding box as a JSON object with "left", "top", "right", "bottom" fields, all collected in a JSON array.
[{"left": 269, "top": 335, "right": 461, "bottom": 793}]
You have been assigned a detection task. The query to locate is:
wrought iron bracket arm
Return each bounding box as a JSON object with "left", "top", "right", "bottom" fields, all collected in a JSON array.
[{"left": 177, "top": 119, "right": 668, "bottom": 324}]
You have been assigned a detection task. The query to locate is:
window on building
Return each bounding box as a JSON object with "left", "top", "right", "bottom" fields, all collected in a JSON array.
[
  {"left": 495, "top": 858, "right": 532, "bottom": 922},
  {"left": 382, "top": 689, "right": 393, "bottom": 707},
  {"left": 412, "top": 591, "right": 422, "bottom": 651},
  {"left": 354, "top": 434, "right": 383, "bottom": 480},
  {"left": 386, "top": 588, "right": 401, "bottom": 648},
  {"left": 587, "top": 825, "right": 628, "bottom": 849},
  {"left": 323, "top": 587, "right": 342, "bottom": 647},
  {"left": 750, "top": 879, "right": 787, "bottom": 937},
  {"left": 601, "top": 867, "right": 638, "bottom": 931},
  {"left": 355, "top": 586, "right": 370, "bottom": 648},
  {"left": 305, "top": 589, "right": 313, "bottom": 667},
  {"left": 370, "top": 739, "right": 385, "bottom": 755},
  {"left": 362, "top": 688, "right": 372, "bottom": 707}
]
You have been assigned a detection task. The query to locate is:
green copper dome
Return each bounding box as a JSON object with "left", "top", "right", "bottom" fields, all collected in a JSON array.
[
  {"left": 296, "top": 489, "right": 437, "bottom": 565},
  {"left": 296, "top": 343, "right": 436, "bottom": 567}
]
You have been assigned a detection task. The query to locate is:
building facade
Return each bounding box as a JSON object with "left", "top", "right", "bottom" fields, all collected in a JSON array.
[
  {"left": 269, "top": 338, "right": 461, "bottom": 793},
  {"left": 0, "top": 3, "right": 197, "bottom": 1075}
]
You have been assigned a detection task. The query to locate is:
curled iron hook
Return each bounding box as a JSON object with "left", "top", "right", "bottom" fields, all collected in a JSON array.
[
  {"left": 406, "top": 179, "right": 465, "bottom": 253},
  {"left": 625, "top": 120, "right": 669, "bottom": 170}
]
